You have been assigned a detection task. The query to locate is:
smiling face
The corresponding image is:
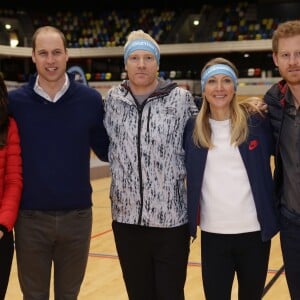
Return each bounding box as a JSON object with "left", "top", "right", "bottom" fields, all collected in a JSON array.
[
  {"left": 202, "top": 73, "right": 235, "bottom": 120},
  {"left": 32, "top": 29, "right": 69, "bottom": 88},
  {"left": 273, "top": 35, "right": 300, "bottom": 86}
]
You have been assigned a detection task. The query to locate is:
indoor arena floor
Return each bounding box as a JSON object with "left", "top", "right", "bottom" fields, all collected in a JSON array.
[{"left": 6, "top": 176, "right": 289, "bottom": 299}]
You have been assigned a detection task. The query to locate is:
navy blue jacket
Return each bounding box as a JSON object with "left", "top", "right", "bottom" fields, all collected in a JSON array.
[
  {"left": 8, "top": 73, "right": 109, "bottom": 210},
  {"left": 183, "top": 114, "right": 280, "bottom": 241},
  {"left": 264, "top": 79, "right": 287, "bottom": 200}
]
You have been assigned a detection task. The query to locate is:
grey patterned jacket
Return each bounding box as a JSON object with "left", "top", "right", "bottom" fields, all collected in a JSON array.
[{"left": 104, "top": 78, "right": 198, "bottom": 228}]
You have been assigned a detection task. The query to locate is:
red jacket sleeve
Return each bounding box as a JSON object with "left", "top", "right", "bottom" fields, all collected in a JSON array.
[{"left": 0, "top": 117, "right": 23, "bottom": 232}]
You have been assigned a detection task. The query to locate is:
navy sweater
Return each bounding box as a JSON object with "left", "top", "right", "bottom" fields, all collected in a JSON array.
[{"left": 8, "top": 73, "right": 109, "bottom": 210}]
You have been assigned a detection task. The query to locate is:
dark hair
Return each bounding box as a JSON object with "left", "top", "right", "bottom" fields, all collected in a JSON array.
[{"left": 0, "top": 75, "right": 9, "bottom": 147}]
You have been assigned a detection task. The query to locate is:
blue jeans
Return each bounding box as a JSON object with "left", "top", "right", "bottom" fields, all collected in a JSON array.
[
  {"left": 15, "top": 208, "right": 92, "bottom": 300},
  {"left": 280, "top": 213, "right": 300, "bottom": 300}
]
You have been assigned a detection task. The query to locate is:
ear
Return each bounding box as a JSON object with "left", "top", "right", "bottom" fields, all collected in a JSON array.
[
  {"left": 272, "top": 52, "right": 278, "bottom": 67},
  {"left": 65, "top": 49, "right": 69, "bottom": 62},
  {"left": 32, "top": 50, "right": 36, "bottom": 63}
]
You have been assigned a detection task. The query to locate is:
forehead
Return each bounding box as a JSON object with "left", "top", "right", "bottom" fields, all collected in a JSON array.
[
  {"left": 278, "top": 35, "right": 300, "bottom": 51},
  {"left": 35, "top": 31, "right": 64, "bottom": 50}
]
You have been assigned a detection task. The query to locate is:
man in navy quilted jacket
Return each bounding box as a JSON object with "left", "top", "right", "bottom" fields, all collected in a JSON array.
[{"left": 264, "top": 19, "right": 300, "bottom": 299}]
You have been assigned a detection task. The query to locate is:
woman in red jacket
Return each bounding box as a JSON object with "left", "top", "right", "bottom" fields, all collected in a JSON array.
[{"left": 0, "top": 75, "right": 23, "bottom": 299}]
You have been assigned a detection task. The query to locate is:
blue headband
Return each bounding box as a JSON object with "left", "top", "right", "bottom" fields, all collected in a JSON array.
[
  {"left": 124, "top": 39, "right": 160, "bottom": 64},
  {"left": 201, "top": 64, "right": 238, "bottom": 93}
]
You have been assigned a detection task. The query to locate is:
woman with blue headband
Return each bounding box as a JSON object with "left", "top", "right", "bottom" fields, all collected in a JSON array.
[
  {"left": 104, "top": 29, "right": 198, "bottom": 299},
  {"left": 184, "top": 57, "right": 280, "bottom": 299}
]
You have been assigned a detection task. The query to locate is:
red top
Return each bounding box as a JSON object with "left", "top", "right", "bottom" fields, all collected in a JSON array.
[{"left": 0, "top": 117, "right": 23, "bottom": 232}]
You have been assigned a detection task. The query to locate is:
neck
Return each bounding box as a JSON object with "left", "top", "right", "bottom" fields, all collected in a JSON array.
[
  {"left": 37, "top": 74, "right": 66, "bottom": 98},
  {"left": 210, "top": 109, "right": 230, "bottom": 121},
  {"left": 129, "top": 79, "right": 158, "bottom": 96}
]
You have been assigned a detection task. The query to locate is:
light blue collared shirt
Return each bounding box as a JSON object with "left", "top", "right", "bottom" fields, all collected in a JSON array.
[{"left": 34, "top": 73, "right": 69, "bottom": 102}]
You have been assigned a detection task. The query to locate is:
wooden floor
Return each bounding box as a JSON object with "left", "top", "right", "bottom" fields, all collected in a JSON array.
[{"left": 6, "top": 177, "right": 290, "bottom": 299}]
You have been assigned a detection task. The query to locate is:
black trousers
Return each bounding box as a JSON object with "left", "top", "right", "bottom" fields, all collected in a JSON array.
[
  {"left": 280, "top": 214, "right": 300, "bottom": 300},
  {"left": 112, "top": 221, "right": 190, "bottom": 300},
  {"left": 201, "top": 230, "right": 270, "bottom": 300},
  {"left": 0, "top": 231, "right": 14, "bottom": 300}
]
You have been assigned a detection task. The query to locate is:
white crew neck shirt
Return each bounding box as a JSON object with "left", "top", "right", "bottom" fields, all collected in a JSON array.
[{"left": 200, "top": 118, "right": 260, "bottom": 234}]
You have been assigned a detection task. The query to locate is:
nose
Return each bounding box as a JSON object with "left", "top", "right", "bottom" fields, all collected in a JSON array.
[
  {"left": 288, "top": 52, "right": 300, "bottom": 65},
  {"left": 137, "top": 58, "right": 146, "bottom": 67},
  {"left": 288, "top": 55, "right": 296, "bottom": 65},
  {"left": 216, "top": 80, "right": 224, "bottom": 90},
  {"left": 46, "top": 54, "right": 55, "bottom": 63}
]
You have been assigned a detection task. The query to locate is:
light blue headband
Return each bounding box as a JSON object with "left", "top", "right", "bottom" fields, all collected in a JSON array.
[
  {"left": 124, "top": 38, "right": 160, "bottom": 64},
  {"left": 201, "top": 64, "right": 238, "bottom": 93}
]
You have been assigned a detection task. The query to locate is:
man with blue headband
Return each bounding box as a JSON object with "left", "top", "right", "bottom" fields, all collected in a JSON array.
[{"left": 104, "top": 29, "right": 198, "bottom": 299}]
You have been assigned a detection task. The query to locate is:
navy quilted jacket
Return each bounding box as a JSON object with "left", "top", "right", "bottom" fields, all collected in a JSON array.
[{"left": 184, "top": 114, "right": 280, "bottom": 241}]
